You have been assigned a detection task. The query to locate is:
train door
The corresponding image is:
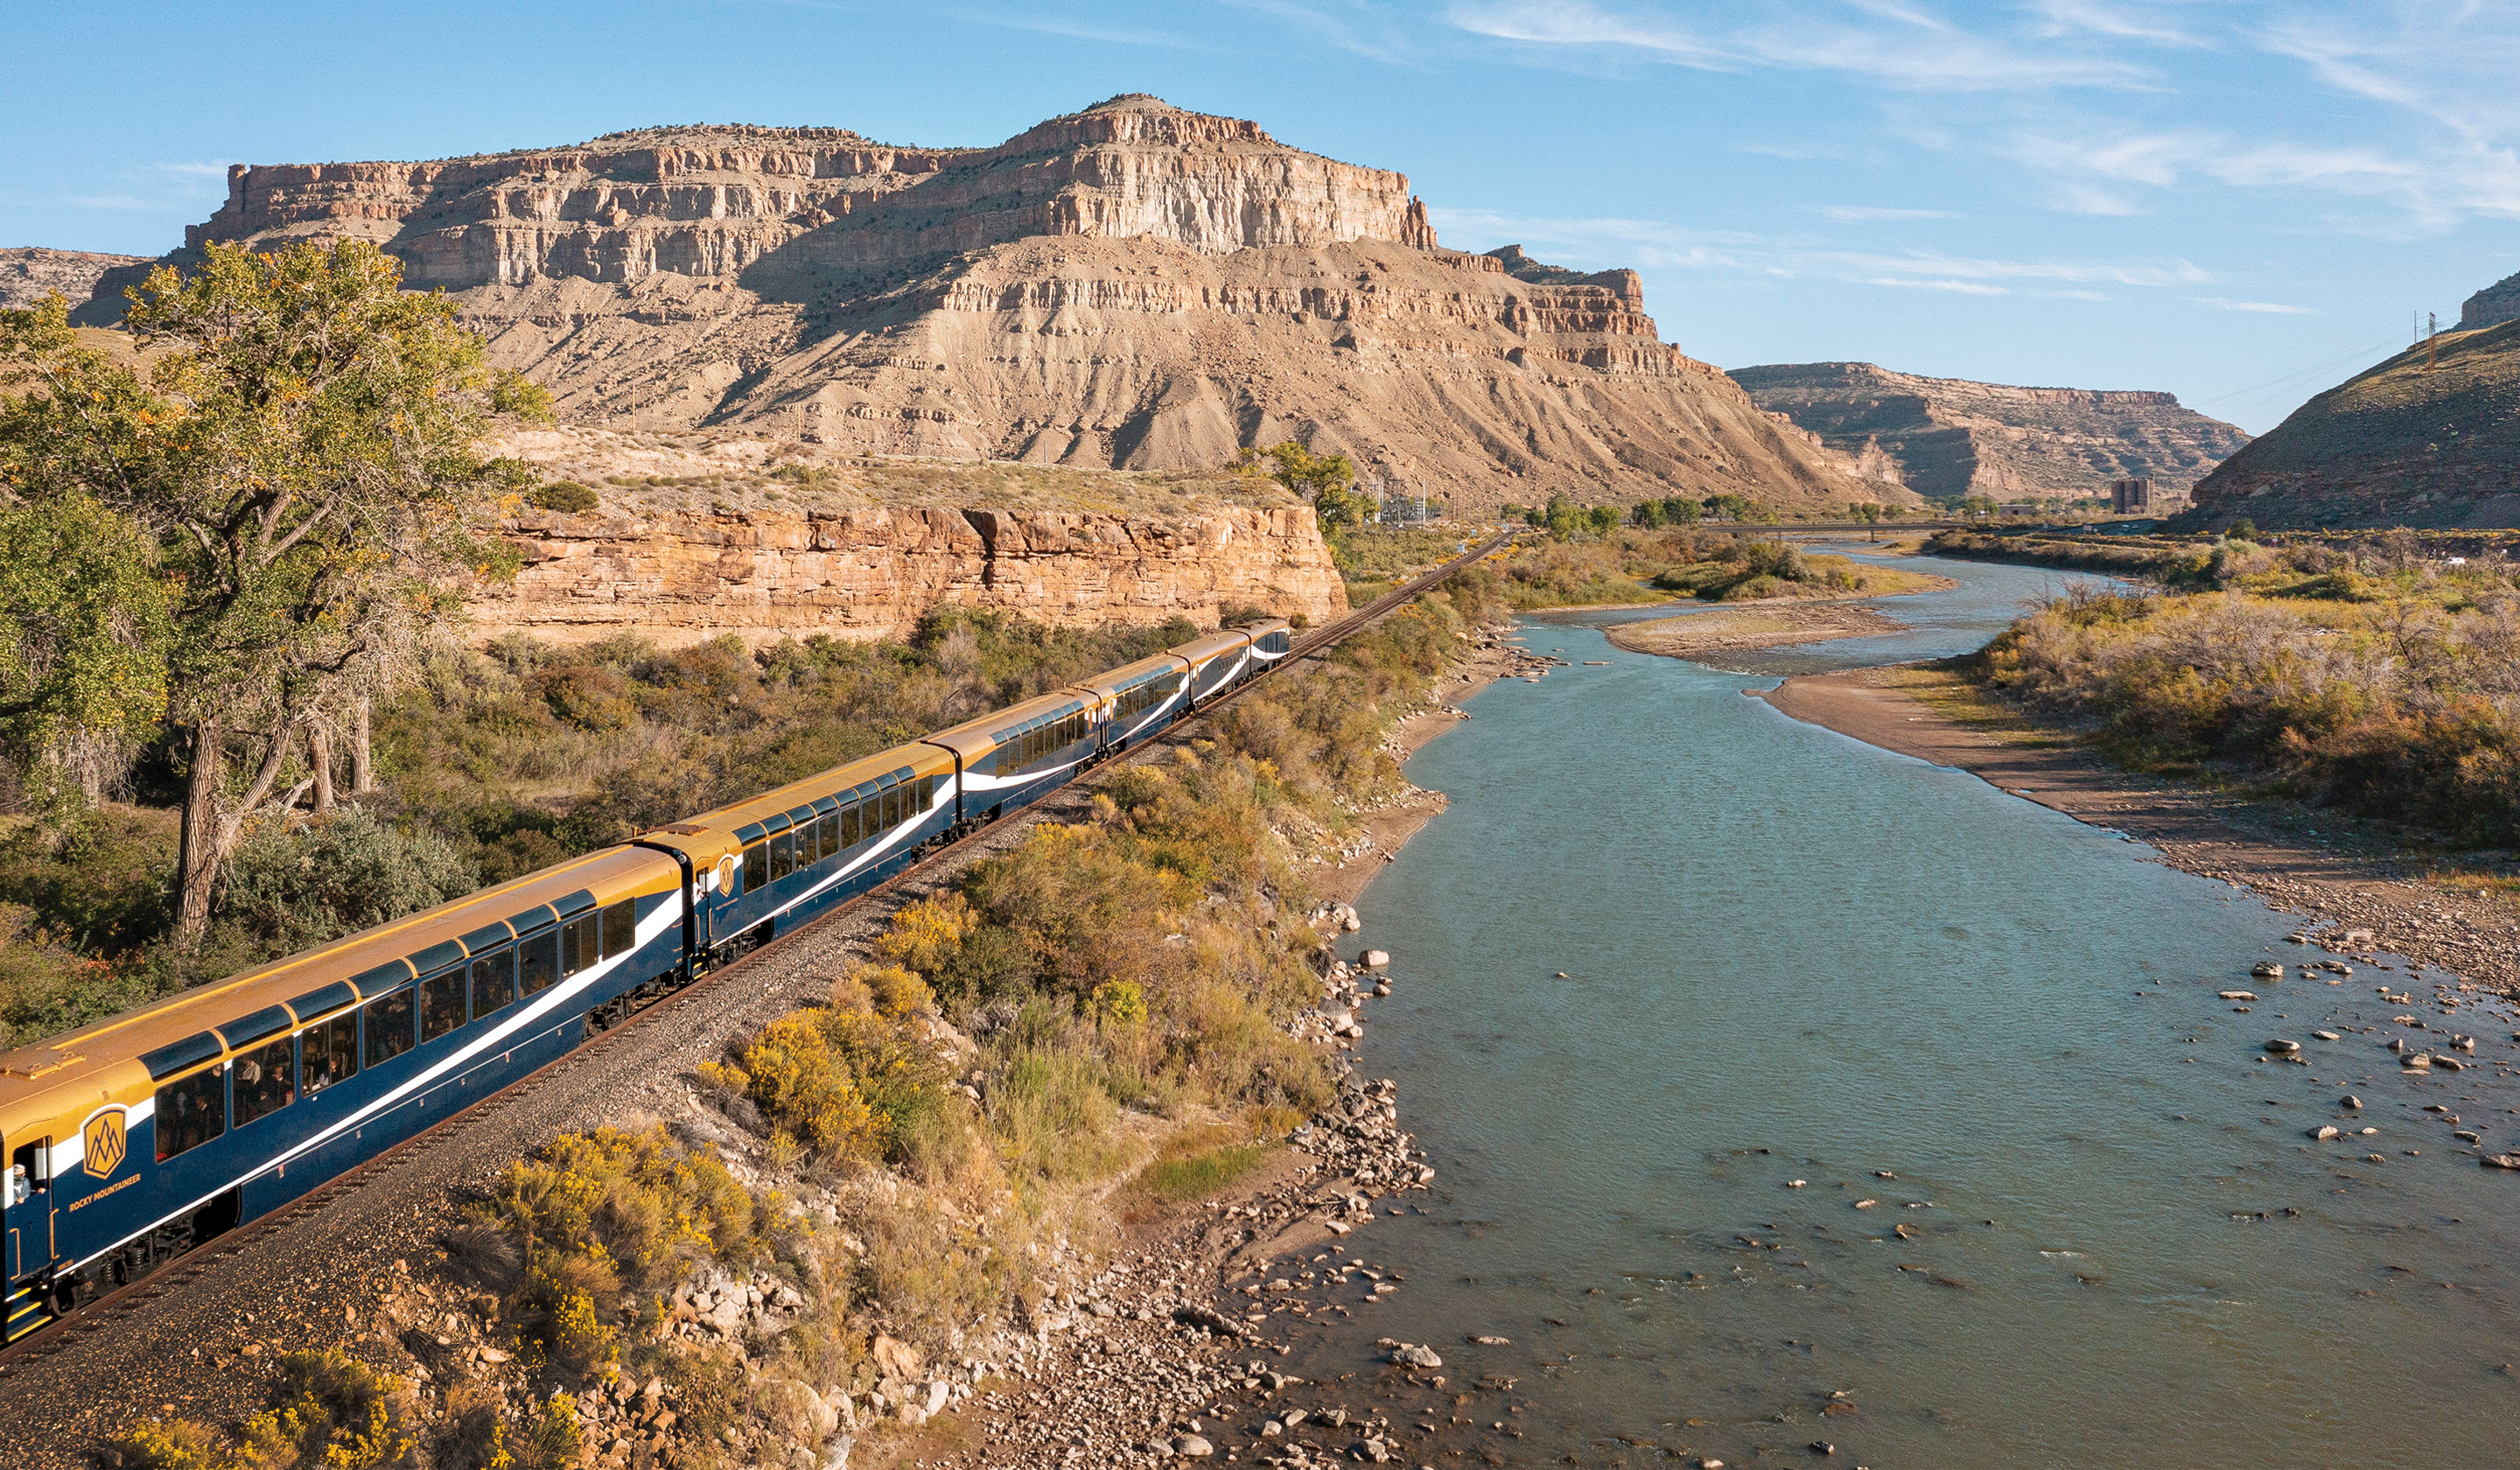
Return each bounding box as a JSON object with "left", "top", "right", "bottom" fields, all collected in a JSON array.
[{"left": 4, "top": 1134, "right": 52, "bottom": 1284}]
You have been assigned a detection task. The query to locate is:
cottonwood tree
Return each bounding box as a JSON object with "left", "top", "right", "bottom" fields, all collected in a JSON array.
[
  {"left": 0, "top": 241, "right": 546, "bottom": 951},
  {"left": 1242, "top": 441, "right": 1361, "bottom": 529}
]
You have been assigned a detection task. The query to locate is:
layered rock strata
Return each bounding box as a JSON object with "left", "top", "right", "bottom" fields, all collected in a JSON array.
[
  {"left": 1731, "top": 360, "right": 2247, "bottom": 501},
  {"left": 470, "top": 500, "right": 1347, "bottom": 648},
  {"left": 88, "top": 94, "right": 1892, "bottom": 516}
]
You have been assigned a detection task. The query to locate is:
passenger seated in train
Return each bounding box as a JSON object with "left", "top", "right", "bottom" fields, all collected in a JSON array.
[{"left": 234, "top": 1054, "right": 295, "bottom": 1124}]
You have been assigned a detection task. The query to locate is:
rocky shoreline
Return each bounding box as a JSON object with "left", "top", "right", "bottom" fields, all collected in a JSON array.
[
  {"left": 856, "top": 630, "right": 1537, "bottom": 1468},
  {"left": 1759, "top": 665, "right": 2520, "bottom": 998}
]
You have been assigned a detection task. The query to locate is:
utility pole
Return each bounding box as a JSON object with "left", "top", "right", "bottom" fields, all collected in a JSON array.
[{"left": 2426, "top": 312, "right": 2440, "bottom": 373}]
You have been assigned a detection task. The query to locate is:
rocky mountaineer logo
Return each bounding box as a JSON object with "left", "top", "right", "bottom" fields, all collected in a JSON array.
[{"left": 82, "top": 1108, "right": 127, "bottom": 1179}]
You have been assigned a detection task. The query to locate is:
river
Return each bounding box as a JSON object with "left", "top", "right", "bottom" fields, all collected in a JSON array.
[{"left": 1278, "top": 553, "right": 2520, "bottom": 1467}]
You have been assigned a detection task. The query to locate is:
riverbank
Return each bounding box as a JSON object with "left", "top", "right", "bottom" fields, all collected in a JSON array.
[
  {"left": 1758, "top": 663, "right": 2520, "bottom": 996},
  {"left": 872, "top": 624, "right": 1535, "bottom": 1467}
]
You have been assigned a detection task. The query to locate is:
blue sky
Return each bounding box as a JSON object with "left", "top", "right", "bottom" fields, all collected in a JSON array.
[{"left": 6, "top": 1, "right": 2515, "bottom": 433}]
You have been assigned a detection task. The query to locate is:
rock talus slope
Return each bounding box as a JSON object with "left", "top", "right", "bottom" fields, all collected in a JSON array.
[
  {"left": 1730, "top": 360, "right": 2247, "bottom": 501},
  {"left": 2189, "top": 321, "right": 2520, "bottom": 529},
  {"left": 130, "top": 94, "right": 1887, "bottom": 517}
]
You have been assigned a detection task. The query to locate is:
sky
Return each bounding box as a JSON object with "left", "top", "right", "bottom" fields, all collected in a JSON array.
[{"left": 6, "top": 1, "right": 2516, "bottom": 433}]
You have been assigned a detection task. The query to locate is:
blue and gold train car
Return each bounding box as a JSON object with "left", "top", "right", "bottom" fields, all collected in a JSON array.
[
  {"left": 0, "top": 848, "right": 685, "bottom": 1339},
  {"left": 0, "top": 618, "right": 1300, "bottom": 1343}
]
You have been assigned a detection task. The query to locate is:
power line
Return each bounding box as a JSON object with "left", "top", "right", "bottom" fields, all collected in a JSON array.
[{"left": 2190, "top": 326, "right": 2412, "bottom": 410}]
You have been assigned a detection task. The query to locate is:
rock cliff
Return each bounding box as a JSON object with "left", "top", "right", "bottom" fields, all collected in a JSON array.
[
  {"left": 1729, "top": 361, "right": 2248, "bottom": 502},
  {"left": 0, "top": 247, "right": 150, "bottom": 312},
  {"left": 91, "top": 94, "right": 1891, "bottom": 517},
  {"left": 2458, "top": 270, "right": 2520, "bottom": 332},
  {"left": 472, "top": 498, "right": 1344, "bottom": 649},
  {"left": 2188, "top": 320, "right": 2520, "bottom": 529},
  {"left": 469, "top": 425, "right": 1348, "bottom": 647}
]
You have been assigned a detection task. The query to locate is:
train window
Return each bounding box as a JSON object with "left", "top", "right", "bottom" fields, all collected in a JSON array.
[
  {"left": 743, "top": 842, "right": 767, "bottom": 895},
  {"left": 518, "top": 929, "right": 558, "bottom": 996},
  {"left": 769, "top": 831, "right": 794, "bottom": 881},
  {"left": 364, "top": 987, "right": 416, "bottom": 1068},
  {"left": 233, "top": 1036, "right": 296, "bottom": 1126},
  {"left": 560, "top": 915, "right": 595, "bottom": 977},
  {"left": 600, "top": 900, "right": 635, "bottom": 959},
  {"left": 839, "top": 803, "right": 860, "bottom": 848},
  {"left": 301, "top": 1013, "right": 358, "bottom": 1094},
  {"left": 153, "top": 1068, "right": 225, "bottom": 1162},
  {"left": 816, "top": 813, "right": 837, "bottom": 859},
  {"left": 472, "top": 947, "right": 516, "bottom": 1017},
  {"left": 420, "top": 967, "right": 466, "bottom": 1042}
]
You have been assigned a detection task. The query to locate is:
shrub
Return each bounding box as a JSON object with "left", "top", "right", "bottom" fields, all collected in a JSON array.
[
  {"left": 210, "top": 808, "right": 476, "bottom": 964},
  {"left": 489, "top": 1124, "right": 759, "bottom": 1292},
  {"left": 702, "top": 1012, "right": 884, "bottom": 1160},
  {"left": 529, "top": 480, "right": 599, "bottom": 513}
]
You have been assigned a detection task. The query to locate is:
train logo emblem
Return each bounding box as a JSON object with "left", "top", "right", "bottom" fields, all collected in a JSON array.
[{"left": 83, "top": 1108, "right": 127, "bottom": 1179}]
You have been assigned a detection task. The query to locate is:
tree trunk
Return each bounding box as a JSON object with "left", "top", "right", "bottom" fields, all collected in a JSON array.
[
  {"left": 310, "top": 724, "right": 336, "bottom": 814},
  {"left": 172, "top": 719, "right": 224, "bottom": 953},
  {"left": 350, "top": 696, "right": 374, "bottom": 794}
]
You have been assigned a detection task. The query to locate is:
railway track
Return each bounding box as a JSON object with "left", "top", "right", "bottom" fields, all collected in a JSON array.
[{"left": 0, "top": 528, "right": 1516, "bottom": 1383}]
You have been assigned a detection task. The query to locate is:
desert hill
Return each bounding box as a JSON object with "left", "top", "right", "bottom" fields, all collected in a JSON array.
[
  {"left": 2188, "top": 319, "right": 2520, "bottom": 528},
  {"left": 1729, "top": 360, "right": 2247, "bottom": 502},
  {"left": 67, "top": 94, "right": 1900, "bottom": 517},
  {"left": 0, "top": 247, "right": 149, "bottom": 312}
]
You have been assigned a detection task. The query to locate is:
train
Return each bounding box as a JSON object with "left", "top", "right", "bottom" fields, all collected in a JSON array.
[{"left": 0, "top": 619, "right": 1295, "bottom": 1343}]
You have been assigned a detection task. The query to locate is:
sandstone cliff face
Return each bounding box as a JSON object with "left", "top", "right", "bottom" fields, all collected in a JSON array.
[
  {"left": 1729, "top": 361, "right": 2248, "bottom": 501},
  {"left": 2459, "top": 270, "right": 2520, "bottom": 332},
  {"left": 468, "top": 500, "right": 1347, "bottom": 649},
  {"left": 2189, "top": 320, "right": 2520, "bottom": 529},
  {"left": 455, "top": 231, "right": 1893, "bottom": 514},
  {"left": 103, "top": 94, "right": 1886, "bottom": 517},
  {"left": 0, "top": 247, "right": 150, "bottom": 312}
]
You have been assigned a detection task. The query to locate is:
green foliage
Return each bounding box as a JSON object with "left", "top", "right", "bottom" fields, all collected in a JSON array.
[
  {"left": 0, "top": 239, "right": 550, "bottom": 948},
  {"left": 210, "top": 808, "right": 475, "bottom": 960},
  {"left": 528, "top": 480, "right": 599, "bottom": 513},
  {"left": 1246, "top": 442, "right": 1359, "bottom": 528},
  {"left": 1136, "top": 1141, "right": 1270, "bottom": 1203},
  {"left": 0, "top": 491, "right": 171, "bottom": 798}
]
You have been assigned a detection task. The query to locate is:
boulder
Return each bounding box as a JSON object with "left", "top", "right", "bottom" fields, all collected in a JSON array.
[
  {"left": 872, "top": 1334, "right": 923, "bottom": 1381},
  {"left": 1360, "top": 949, "right": 1391, "bottom": 969},
  {"left": 1389, "top": 1344, "right": 1443, "bottom": 1368}
]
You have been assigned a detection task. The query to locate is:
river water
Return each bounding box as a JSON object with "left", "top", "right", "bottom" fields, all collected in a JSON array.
[{"left": 1278, "top": 555, "right": 2520, "bottom": 1468}]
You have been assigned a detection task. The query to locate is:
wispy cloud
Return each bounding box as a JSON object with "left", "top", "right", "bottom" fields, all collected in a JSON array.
[
  {"left": 1813, "top": 204, "right": 1956, "bottom": 221},
  {"left": 153, "top": 162, "right": 235, "bottom": 178},
  {"left": 1219, "top": 0, "right": 1422, "bottom": 63},
  {"left": 67, "top": 193, "right": 153, "bottom": 211},
  {"left": 2194, "top": 296, "right": 2315, "bottom": 314},
  {"left": 1446, "top": 0, "right": 2153, "bottom": 91},
  {"left": 1427, "top": 206, "right": 2208, "bottom": 298},
  {"left": 1869, "top": 276, "right": 2009, "bottom": 294},
  {"left": 978, "top": 11, "right": 1218, "bottom": 49}
]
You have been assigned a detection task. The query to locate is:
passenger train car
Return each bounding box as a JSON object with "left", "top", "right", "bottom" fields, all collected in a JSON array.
[{"left": 0, "top": 619, "right": 1293, "bottom": 1343}]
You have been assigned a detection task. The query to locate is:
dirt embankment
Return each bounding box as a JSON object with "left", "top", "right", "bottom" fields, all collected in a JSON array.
[{"left": 1757, "top": 666, "right": 2520, "bottom": 996}]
